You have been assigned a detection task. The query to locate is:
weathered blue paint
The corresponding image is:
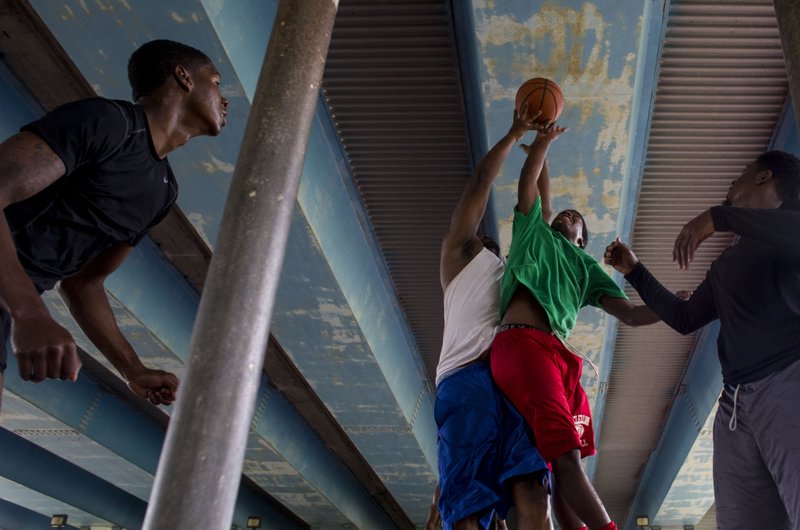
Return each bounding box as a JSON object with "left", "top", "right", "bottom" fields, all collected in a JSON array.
[
  {"left": 0, "top": 497, "right": 80, "bottom": 530},
  {"left": 251, "top": 380, "right": 397, "bottom": 529},
  {"left": 586, "top": 0, "right": 670, "bottom": 481},
  {"left": 0, "top": 60, "right": 42, "bottom": 137},
  {"left": 622, "top": 321, "right": 721, "bottom": 530},
  {"left": 453, "top": 0, "right": 498, "bottom": 241},
  {"left": 0, "top": 427, "right": 147, "bottom": 529},
  {"left": 105, "top": 239, "right": 199, "bottom": 361},
  {"left": 271, "top": 208, "right": 436, "bottom": 517},
  {"left": 198, "top": 0, "right": 278, "bottom": 102},
  {"left": 1, "top": 359, "right": 317, "bottom": 529},
  {"left": 1, "top": 390, "right": 156, "bottom": 501}
]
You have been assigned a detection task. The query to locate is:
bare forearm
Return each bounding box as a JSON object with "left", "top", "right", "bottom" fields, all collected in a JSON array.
[
  {"left": 623, "top": 304, "right": 660, "bottom": 326},
  {"left": 474, "top": 132, "right": 519, "bottom": 186},
  {"left": 539, "top": 159, "right": 552, "bottom": 221},
  {"left": 58, "top": 280, "right": 144, "bottom": 379},
  {"left": 601, "top": 296, "right": 661, "bottom": 327},
  {"left": 518, "top": 141, "right": 549, "bottom": 214}
]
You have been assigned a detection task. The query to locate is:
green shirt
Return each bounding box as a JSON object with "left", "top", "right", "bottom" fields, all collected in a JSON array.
[{"left": 499, "top": 197, "right": 627, "bottom": 338}]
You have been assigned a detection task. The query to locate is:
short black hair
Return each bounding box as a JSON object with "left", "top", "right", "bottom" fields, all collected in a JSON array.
[
  {"left": 128, "top": 39, "right": 212, "bottom": 101},
  {"left": 755, "top": 150, "right": 800, "bottom": 202},
  {"left": 558, "top": 209, "right": 589, "bottom": 249}
]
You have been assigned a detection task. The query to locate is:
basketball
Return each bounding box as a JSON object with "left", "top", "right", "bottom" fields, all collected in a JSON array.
[{"left": 515, "top": 78, "right": 564, "bottom": 124}]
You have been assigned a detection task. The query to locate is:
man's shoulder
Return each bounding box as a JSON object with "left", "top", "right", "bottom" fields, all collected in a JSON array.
[{"left": 53, "top": 96, "right": 133, "bottom": 115}]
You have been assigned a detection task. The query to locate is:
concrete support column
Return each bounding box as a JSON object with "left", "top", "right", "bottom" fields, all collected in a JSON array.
[
  {"left": 142, "top": 1, "right": 338, "bottom": 528},
  {"left": 775, "top": 0, "right": 800, "bottom": 127}
]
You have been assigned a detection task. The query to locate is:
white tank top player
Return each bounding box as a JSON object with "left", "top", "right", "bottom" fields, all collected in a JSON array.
[{"left": 435, "top": 247, "right": 504, "bottom": 386}]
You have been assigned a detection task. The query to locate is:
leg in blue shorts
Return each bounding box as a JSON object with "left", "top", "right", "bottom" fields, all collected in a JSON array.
[{"left": 435, "top": 362, "right": 549, "bottom": 529}]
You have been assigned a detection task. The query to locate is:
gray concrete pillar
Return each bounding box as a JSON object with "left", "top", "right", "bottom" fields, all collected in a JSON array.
[{"left": 142, "top": 1, "right": 339, "bottom": 528}]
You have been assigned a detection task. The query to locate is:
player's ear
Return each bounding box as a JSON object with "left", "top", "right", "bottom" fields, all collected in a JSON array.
[
  {"left": 755, "top": 168, "right": 773, "bottom": 185},
  {"left": 174, "top": 64, "right": 193, "bottom": 91}
]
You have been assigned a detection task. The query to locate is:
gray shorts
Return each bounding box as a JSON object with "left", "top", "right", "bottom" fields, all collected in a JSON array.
[{"left": 714, "top": 356, "right": 800, "bottom": 530}]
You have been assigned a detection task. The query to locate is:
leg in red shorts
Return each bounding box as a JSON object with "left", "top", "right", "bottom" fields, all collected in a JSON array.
[
  {"left": 491, "top": 326, "right": 615, "bottom": 530},
  {"left": 490, "top": 327, "right": 593, "bottom": 462}
]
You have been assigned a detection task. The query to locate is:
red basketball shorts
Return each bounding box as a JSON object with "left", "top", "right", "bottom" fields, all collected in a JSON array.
[{"left": 491, "top": 327, "right": 595, "bottom": 463}]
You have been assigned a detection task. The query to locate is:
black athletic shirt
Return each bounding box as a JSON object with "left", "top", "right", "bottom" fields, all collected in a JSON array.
[
  {"left": 625, "top": 200, "right": 800, "bottom": 385},
  {"left": 4, "top": 98, "right": 177, "bottom": 291}
]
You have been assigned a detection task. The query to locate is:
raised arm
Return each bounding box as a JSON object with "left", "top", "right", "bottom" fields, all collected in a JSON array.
[
  {"left": 0, "top": 132, "right": 81, "bottom": 382},
  {"left": 539, "top": 160, "right": 552, "bottom": 223},
  {"left": 605, "top": 238, "right": 717, "bottom": 334},
  {"left": 673, "top": 205, "right": 800, "bottom": 269},
  {"left": 517, "top": 123, "right": 567, "bottom": 215},
  {"left": 58, "top": 242, "right": 179, "bottom": 405},
  {"left": 440, "top": 106, "right": 538, "bottom": 288}
]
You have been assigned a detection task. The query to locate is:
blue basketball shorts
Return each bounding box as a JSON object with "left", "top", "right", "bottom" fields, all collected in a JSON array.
[{"left": 435, "top": 361, "right": 548, "bottom": 529}]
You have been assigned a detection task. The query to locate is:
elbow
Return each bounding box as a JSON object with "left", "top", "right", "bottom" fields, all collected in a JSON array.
[
  {"left": 473, "top": 168, "right": 495, "bottom": 189},
  {"left": 668, "top": 316, "right": 699, "bottom": 336}
]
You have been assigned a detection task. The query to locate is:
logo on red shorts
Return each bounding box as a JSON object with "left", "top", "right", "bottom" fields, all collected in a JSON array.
[{"left": 574, "top": 414, "right": 591, "bottom": 446}]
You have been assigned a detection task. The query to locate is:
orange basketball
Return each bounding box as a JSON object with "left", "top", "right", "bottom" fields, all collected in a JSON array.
[{"left": 515, "top": 78, "right": 564, "bottom": 124}]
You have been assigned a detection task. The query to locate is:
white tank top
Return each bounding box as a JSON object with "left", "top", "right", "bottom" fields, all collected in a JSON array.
[{"left": 435, "top": 247, "right": 504, "bottom": 386}]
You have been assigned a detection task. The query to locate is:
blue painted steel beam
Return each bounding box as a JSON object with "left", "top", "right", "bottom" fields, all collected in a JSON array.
[
  {"left": 586, "top": 0, "right": 671, "bottom": 481},
  {"left": 0, "top": 427, "right": 147, "bottom": 529},
  {"left": 3, "top": 356, "right": 306, "bottom": 530},
  {"left": 0, "top": 497, "right": 80, "bottom": 530},
  {"left": 622, "top": 95, "right": 800, "bottom": 530},
  {"left": 251, "top": 380, "right": 398, "bottom": 529},
  {"left": 622, "top": 322, "right": 721, "bottom": 530},
  {"left": 452, "top": 0, "right": 498, "bottom": 242}
]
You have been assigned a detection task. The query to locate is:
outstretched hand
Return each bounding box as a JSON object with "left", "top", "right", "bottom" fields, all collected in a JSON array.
[
  {"left": 604, "top": 237, "right": 639, "bottom": 275},
  {"left": 128, "top": 368, "right": 179, "bottom": 406},
  {"left": 673, "top": 209, "right": 714, "bottom": 269},
  {"left": 509, "top": 103, "right": 543, "bottom": 140},
  {"left": 520, "top": 121, "right": 568, "bottom": 154}
]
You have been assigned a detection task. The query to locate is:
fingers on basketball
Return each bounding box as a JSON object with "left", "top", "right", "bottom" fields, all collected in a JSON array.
[{"left": 515, "top": 78, "right": 564, "bottom": 124}]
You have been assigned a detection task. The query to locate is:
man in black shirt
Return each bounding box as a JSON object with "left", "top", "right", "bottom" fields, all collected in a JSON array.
[
  {"left": 604, "top": 150, "right": 800, "bottom": 529},
  {"left": 0, "top": 39, "right": 228, "bottom": 408}
]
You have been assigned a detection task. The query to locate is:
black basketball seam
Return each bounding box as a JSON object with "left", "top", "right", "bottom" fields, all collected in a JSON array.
[
  {"left": 523, "top": 87, "right": 546, "bottom": 118},
  {"left": 546, "top": 90, "right": 558, "bottom": 120}
]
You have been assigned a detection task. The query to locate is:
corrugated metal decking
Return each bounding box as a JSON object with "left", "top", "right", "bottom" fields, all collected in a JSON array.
[
  {"left": 594, "top": 0, "right": 787, "bottom": 522},
  {"left": 322, "top": 0, "right": 475, "bottom": 381}
]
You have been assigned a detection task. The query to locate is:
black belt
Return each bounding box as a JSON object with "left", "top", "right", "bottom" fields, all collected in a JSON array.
[{"left": 498, "top": 323, "right": 550, "bottom": 333}]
